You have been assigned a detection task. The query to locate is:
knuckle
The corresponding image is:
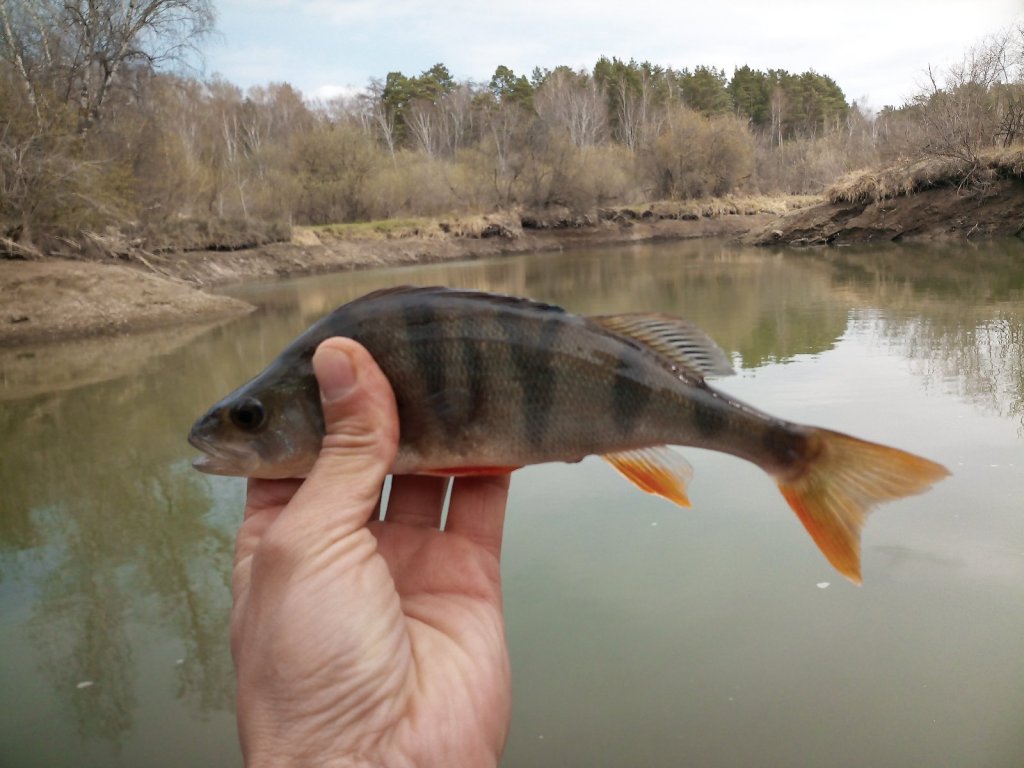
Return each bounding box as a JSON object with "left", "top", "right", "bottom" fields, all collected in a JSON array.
[{"left": 321, "top": 419, "right": 397, "bottom": 466}]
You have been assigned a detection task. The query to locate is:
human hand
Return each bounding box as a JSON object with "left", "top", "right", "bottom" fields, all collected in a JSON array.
[{"left": 231, "top": 338, "right": 512, "bottom": 768}]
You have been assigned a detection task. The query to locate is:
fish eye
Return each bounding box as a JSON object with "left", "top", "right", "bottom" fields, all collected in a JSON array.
[{"left": 229, "top": 397, "right": 266, "bottom": 432}]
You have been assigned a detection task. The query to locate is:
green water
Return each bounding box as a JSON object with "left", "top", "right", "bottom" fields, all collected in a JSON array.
[{"left": 2, "top": 240, "right": 1022, "bottom": 767}]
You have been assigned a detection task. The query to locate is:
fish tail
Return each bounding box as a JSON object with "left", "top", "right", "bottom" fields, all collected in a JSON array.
[{"left": 777, "top": 428, "right": 949, "bottom": 584}]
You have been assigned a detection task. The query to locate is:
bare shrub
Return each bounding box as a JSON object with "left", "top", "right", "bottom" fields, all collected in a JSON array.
[
  {"left": 639, "top": 106, "right": 755, "bottom": 199},
  {"left": 705, "top": 114, "right": 755, "bottom": 195},
  {"left": 291, "top": 122, "right": 382, "bottom": 224}
]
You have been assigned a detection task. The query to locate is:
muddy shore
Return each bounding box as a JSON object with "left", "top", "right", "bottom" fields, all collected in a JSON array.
[
  {"left": 3, "top": 182, "right": 1022, "bottom": 348},
  {"left": 0, "top": 213, "right": 769, "bottom": 347},
  {"left": 749, "top": 178, "right": 1024, "bottom": 246}
]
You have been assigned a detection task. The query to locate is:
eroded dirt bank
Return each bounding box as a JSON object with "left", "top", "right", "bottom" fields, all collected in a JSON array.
[
  {"left": 749, "top": 179, "right": 1024, "bottom": 246},
  {"left": 5, "top": 180, "right": 1022, "bottom": 349},
  {"left": 0, "top": 213, "right": 769, "bottom": 346},
  {"left": 152, "top": 213, "right": 773, "bottom": 287},
  {"left": 1, "top": 260, "right": 254, "bottom": 346}
]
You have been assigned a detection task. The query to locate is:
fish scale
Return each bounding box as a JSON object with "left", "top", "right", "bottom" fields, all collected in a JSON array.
[{"left": 189, "top": 285, "right": 949, "bottom": 583}]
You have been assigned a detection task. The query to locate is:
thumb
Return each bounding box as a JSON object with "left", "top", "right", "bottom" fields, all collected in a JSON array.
[{"left": 287, "top": 337, "right": 400, "bottom": 528}]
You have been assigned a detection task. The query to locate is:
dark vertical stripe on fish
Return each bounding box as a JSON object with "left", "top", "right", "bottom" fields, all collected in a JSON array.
[
  {"left": 346, "top": 299, "right": 425, "bottom": 444},
  {"left": 498, "top": 312, "right": 562, "bottom": 450},
  {"left": 461, "top": 326, "right": 486, "bottom": 425},
  {"left": 612, "top": 352, "right": 650, "bottom": 436},
  {"left": 693, "top": 387, "right": 727, "bottom": 437},
  {"left": 530, "top": 315, "right": 564, "bottom": 449},
  {"left": 401, "top": 297, "right": 452, "bottom": 434}
]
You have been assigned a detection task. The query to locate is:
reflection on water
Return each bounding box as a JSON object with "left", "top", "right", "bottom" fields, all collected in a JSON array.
[
  {"left": 220, "top": 240, "right": 852, "bottom": 370},
  {"left": 823, "top": 245, "right": 1024, "bottom": 425},
  {"left": 2, "top": 239, "right": 1022, "bottom": 767}
]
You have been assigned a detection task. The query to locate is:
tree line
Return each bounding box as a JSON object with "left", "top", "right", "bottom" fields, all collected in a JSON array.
[{"left": 1, "top": 0, "right": 1023, "bottom": 256}]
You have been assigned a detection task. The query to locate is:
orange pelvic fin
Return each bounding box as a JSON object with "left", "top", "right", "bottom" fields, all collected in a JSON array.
[
  {"left": 421, "top": 466, "right": 521, "bottom": 477},
  {"left": 602, "top": 446, "right": 694, "bottom": 508},
  {"left": 777, "top": 428, "right": 950, "bottom": 585}
]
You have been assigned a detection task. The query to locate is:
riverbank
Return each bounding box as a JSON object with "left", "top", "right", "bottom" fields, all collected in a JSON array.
[
  {"left": 4, "top": 181, "right": 1023, "bottom": 347},
  {"left": 0, "top": 260, "right": 254, "bottom": 346},
  {"left": 751, "top": 155, "right": 1024, "bottom": 245},
  {"left": 753, "top": 179, "right": 1024, "bottom": 245},
  {"left": 0, "top": 202, "right": 787, "bottom": 346},
  {"left": 154, "top": 208, "right": 783, "bottom": 288}
]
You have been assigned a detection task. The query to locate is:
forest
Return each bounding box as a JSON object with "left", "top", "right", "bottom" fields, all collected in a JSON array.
[{"left": 2, "top": 0, "right": 1024, "bottom": 257}]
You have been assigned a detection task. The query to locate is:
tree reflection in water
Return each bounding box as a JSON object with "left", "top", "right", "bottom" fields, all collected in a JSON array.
[
  {"left": 1, "top": 238, "right": 1023, "bottom": 764},
  {"left": 823, "top": 243, "right": 1024, "bottom": 425},
  {"left": 1, "top": 331, "right": 238, "bottom": 755}
]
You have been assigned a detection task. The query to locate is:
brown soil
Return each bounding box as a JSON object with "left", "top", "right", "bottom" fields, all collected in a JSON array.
[
  {"left": 4, "top": 181, "right": 1019, "bottom": 349},
  {"left": 153, "top": 213, "right": 772, "bottom": 287},
  {"left": 749, "top": 178, "right": 1024, "bottom": 246},
  {"left": 0, "top": 213, "right": 768, "bottom": 347},
  {"left": 0, "top": 259, "right": 253, "bottom": 346}
]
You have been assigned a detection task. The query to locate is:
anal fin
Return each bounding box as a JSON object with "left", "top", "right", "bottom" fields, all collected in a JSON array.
[{"left": 602, "top": 446, "right": 694, "bottom": 508}]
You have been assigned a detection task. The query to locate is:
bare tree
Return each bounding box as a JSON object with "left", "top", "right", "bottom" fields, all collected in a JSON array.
[
  {"left": 912, "top": 29, "right": 1022, "bottom": 168},
  {"left": 439, "top": 83, "right": 475, "bottom": 156},
  {"left": 607, "top": 69, "right": 660, "bottom": 150},
  {"left": 406, "top": 98, "right": 441, "bottom": 157},
  {"left": 485, "top": 99, "right": 522, "bottom": 175},
  {"left": 0, "top": 0, "right": 214, "bottom": 132},
  {"left": 534, "top": 68, "right": 608, "bottom": 148},
  {"left": 0, "top": 0, "right": 63, "bottom": 125},
  {"left": 361, "top": 78, "right": 397, "bottom": 158}
]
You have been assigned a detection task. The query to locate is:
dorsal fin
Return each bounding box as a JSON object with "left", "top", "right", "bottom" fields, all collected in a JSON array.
[
  {"left": 344, "top": 286, "right": 567, "bottom": 314},
  {"left": 588, "top": 313, "right": 734, "bottom": 379}
]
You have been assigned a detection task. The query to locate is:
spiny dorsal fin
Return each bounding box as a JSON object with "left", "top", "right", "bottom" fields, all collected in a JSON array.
[
  {"left": 602, "top": 445, "right": 694, "bottom": 508},
  {"left": 347, "top": 286, "right": 567, "bottom": 314},
  {"left": 588, "top": 313, "right": 734, "bottom": 380}
]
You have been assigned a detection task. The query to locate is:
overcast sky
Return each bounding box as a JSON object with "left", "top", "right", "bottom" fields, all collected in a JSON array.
[{"left": 206, "top": 0, "right": 1024, "bottom": 111}]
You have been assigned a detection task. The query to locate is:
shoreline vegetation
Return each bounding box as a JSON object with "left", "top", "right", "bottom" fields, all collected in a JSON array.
[
  {"left": 5, "top": 168, "right": 1024, "bottom": 348},
  {"left": 1, "top": 196, "right": 803, "bottom": 346},
  {"left": 4, "top": 6, "right": 1024, "bottom": 347}
]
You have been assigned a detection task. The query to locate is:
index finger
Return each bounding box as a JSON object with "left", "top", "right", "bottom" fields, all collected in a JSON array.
[{"left": 443, "top": 473, "right": 511, "bottom": 559}]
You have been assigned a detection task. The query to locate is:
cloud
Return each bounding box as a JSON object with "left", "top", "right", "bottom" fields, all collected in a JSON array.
[
  {"left": 206, "top": 44, "right": 295, "bottom": 84},
  {"left": 209, "top": 0, "right": 1024, "bottom": 108},
  {"left": 308, "top": 83, "right": 366, "bottom": 101}
]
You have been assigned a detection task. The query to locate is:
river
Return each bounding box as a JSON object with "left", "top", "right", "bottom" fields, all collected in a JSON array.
[{"left": 1, "top": 239, "right": 1022, "bottom": 767}]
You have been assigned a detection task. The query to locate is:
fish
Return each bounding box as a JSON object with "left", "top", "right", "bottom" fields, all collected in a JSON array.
[{"left": 188, "top": 286, "right": 949, "bottom": 583}]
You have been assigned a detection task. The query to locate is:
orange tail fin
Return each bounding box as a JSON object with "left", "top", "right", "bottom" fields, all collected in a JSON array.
[{"left": 777, "top": 429, "right": 949, "bottom": 584}]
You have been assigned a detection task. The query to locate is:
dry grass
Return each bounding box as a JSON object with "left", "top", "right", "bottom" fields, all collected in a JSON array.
[
  {"left": 300, "top": 195, "right": 819, "bottom": 241},
  {"left": 642, "top": 194, "right": 821, "bottom": 219},
  {"left": 828, "top": 146, "right": 1024, "bottom": 205},
  {"left": 310, "top": 211, "right": 523, "bottom": 241},
  {"left": 138, "top": 218, "right": 291, "bottom": 253}
]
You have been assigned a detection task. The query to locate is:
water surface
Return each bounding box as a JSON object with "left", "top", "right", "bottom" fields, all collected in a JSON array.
[{"left": 2, "top": 240, "right": 1022, "bottom": 767}]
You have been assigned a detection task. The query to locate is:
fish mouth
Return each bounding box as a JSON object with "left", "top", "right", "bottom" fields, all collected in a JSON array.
[
  {"left": 188, "top": 428, "right": 254, "bottom": 476},
  {"left": 191, "top": 453, "right": 237, "bottom": 476},
  {"left": 189, "top": 446, "right": 237, "bottom": 476}
]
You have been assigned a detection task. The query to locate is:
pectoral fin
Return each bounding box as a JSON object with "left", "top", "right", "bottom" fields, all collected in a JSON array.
[{"left": 602, "top": 446, "right": 694, "bottom": 508}]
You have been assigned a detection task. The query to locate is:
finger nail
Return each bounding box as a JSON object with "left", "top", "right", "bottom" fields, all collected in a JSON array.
[{"left": 316, "top": 344, "right": 356, "bottom": 403}]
